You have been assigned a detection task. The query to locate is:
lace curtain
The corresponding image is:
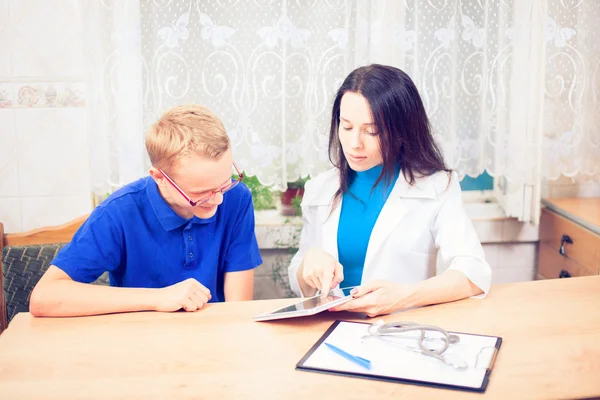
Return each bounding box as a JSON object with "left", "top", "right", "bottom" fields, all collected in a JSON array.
[{"left": 84, "top": 0, "right": 600, "bottom": 199}]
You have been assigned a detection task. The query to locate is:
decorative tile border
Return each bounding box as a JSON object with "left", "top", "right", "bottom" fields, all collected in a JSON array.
[
  {"left": 0, "top": 82, "right": 13, "bottom": 108},
  {"left": 0, "top": 81, "right": 85, "bottom": 108}
]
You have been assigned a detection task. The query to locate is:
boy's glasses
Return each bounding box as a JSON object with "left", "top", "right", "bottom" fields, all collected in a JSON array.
[{"left": 159, "top": 162, "right": 244, "bottom": 207}]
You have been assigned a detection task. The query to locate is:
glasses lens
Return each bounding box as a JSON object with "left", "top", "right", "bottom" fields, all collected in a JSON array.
[
  {"left": 222, "top": 179, "right": 240, "bottom": 193},
  {"left": 193, "top": 179, "right": 241, "bottom": 207},
  {"left": 194, "top": 195, "right": 213, "bottom": 206}
]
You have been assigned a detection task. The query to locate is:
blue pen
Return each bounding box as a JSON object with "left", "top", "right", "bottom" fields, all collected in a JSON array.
[{"left": 324, "top": 342, "right": 372, "bottom": 370}]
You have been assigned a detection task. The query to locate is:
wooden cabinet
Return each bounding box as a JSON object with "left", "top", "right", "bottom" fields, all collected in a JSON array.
[{"left": 537, "top": 198, "right": 600, "bottom": 280}]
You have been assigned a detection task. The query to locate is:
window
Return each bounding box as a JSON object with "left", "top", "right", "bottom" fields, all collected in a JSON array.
[{"left": 460, "top": 171, "right": 494, "bottom": 191}]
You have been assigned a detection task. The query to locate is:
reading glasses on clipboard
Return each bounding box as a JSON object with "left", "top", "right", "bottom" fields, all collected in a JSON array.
[{"left": 361, "top": 320, "right": 469, "bottom": 370}]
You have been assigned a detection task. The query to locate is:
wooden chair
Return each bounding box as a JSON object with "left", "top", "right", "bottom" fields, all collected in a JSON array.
[{"left": 0, "top": 215, "right": 111, "bottom": 334}]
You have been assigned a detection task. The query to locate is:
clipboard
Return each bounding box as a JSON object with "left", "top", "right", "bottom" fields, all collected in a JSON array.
[{"left": 296, "top": 320, "right": 502, "bottom": 393}]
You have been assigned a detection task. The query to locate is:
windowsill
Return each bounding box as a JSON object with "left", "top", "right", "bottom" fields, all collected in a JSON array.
[
  {"left": 254, "top": 197, "right": 539, "bottom": 249},
  {"left": 255, "top": 209, "right": 302, "bottom": 227},
  {"left": 255, "top": 191, "right": 507, "bottom": 224},
  {"left": 464, "top": 201, "right": 507, "bottom": 221}
]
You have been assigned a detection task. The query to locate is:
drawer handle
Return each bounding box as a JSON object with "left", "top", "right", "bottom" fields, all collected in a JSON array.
[
  {"left": 559, "top": 269, "right": 571, "bottom": 278},
  {"left": 559, "top": 235, "right": 573, "bottom": 256}
]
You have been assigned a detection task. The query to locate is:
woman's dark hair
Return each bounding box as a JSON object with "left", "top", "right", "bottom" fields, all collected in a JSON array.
[{"left": 328, "top": 64, "right": 450, "bottom": 204}]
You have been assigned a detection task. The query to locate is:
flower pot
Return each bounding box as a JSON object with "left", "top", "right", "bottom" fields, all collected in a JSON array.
[{"left": 280, "top": 188, "right": 304, "bottom": 216}]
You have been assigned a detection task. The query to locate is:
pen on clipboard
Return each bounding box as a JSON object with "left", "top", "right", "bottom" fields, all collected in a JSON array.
[{"left": 324, "top": 342, "right": 372, "bottom": 370}]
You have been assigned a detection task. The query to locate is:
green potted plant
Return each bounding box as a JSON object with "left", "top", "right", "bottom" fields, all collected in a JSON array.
[
  {"left": 238, "top": 174, "right": 276, "bottom": 211},
  {"left": 280, "top": 176, "right": 309, "bottom": 216}
]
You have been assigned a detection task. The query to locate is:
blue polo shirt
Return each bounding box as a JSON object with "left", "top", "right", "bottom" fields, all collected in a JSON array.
[{"left": 51, "top": 176, "right": 262, "bottom": 302}]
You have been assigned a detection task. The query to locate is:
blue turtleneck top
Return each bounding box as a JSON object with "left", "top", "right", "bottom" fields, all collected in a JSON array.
[{"left": 337, "top": 164, "right": 399, "bottom": 288}]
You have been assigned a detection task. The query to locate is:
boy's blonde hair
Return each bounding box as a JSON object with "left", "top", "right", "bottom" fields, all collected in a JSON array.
[{"left": 145, "top": 104, "right": 230, "bottom": 170}]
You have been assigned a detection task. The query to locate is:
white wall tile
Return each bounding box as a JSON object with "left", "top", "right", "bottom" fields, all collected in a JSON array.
[
  {"left": 544, "top": 175, "right": 600, "bottom": 198},
  {"left": 473, "top": 220, "right": 503, "bottom": 243},
  {"left": 551, "top": 175, "right": 577, "bottom": 185},
  {"left": 0, "top": 109, "right": 19, "bottom": 197},
  {"left": 15, "top": 108, "right": 90, "bottom": 197},
  {"left": 8, "top": 0, "right": 84, "bottom": 77},
  {"left": 575, "top": 183, "right": 600, "bottom": 197},
  {"left": 0, "top": 0, "right": 10, "bottom": 77},
  {"left": 486, "top": 243, "right": 537, "bottom": 270},
  {"left": 540, "top": 178, "right": 550, "bottom": 199},
  {"left": 21, "top": 195, "right": 91, "bottom": 231},
  {"left": 481, "top": 244, "right": 499, "bottom": 270},
  {"left": 0, "top": 197, "right": 22, "bottom": 232},
  {"left": 503, "top": 219, "right": 539, "bottom": 242},
  {"left": 549, "top": 185, "right": 581, "bottom": 198},
  {"left": 491, "top": 267, "right": 535, "bottom": 285}
]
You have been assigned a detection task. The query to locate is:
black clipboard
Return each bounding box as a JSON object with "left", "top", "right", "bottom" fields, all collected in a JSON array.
[{"left": 296, "top": 320, "right": 502, "bottom": 393}]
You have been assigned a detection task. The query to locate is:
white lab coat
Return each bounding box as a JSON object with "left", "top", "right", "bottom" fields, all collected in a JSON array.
[{"left": 288, "top": 168, "right": 491, "bottom": 297}]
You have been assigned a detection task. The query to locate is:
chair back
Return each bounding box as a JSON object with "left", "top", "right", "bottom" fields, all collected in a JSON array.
[{"left": 0, "top": 215, "right": 109, "bottom": 334}]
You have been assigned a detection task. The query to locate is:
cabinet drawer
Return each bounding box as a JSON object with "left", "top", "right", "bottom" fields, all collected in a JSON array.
[
  {"left": 539, "top": 208, "right": 600, "bottom": 272},
  {"left": 538, "top": 243, "right": 597, "bottom": 279},
  {"left": 535, "top": 272, "right": 547, "bottom": 280}
]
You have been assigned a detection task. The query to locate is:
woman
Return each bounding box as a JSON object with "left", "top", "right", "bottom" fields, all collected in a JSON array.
[{"left": 288, "top": 64, "right": 491, "bottom": 317}]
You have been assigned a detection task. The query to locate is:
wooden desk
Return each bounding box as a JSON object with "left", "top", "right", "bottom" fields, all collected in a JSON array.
[{"left": 1, "top": 277, "right": 600, "bottom": 399}]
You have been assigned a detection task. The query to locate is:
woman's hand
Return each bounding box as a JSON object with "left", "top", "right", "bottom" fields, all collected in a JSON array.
[
  {"left": 330, "top": 271, "right": 483, "bottom": 317},
  {"left": 297, "top": 248, "right": 344, "bottom": 297},
  {"left": 330, "top": 280, "right": 414, "bottom": 317}
]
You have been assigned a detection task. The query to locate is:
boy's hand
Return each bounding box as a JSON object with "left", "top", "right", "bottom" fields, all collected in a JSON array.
[{"left": 155, "top": 278, "right": 211, "bottom": 312}]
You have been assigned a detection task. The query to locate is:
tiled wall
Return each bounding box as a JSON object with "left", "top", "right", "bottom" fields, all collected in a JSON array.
[
  {"left": 473, "top": 216, "right": 539, "bottom": 285},
  {"left": 483, "top": 243, "right": 537, "bottom": 284},
  {"left": 542, "top": 176, "right": 600, "bottom": 198},
  {"left": 0, "top": 0, "right": 92, "bottom": 233}
]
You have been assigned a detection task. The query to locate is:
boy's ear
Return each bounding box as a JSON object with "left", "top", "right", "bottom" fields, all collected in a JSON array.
[{"left": 148, "top": 167, "right": 164, "bottom": 185}]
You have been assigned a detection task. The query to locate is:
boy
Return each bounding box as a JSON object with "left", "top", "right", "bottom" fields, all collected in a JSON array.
[{"left": 30, "top": 105, "right": 262, "bottom": 316}]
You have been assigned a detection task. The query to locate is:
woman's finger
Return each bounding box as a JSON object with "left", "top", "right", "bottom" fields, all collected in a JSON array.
[{"left": 331, "top": 292, "right": 376, "bottom": 312}]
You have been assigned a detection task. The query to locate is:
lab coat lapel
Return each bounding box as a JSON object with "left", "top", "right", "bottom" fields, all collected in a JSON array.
[
  {"left": 322, "top": 201, "right": 341, "bottom": 261},
  {"left": 303, "top": 168, "right": 341, "bottom": 261},
  {"left": 363, "top": 194, "right": 408, "bottom": 270},
  {"left": 362, "top": 172, "right": 438, "bottom": 272}
]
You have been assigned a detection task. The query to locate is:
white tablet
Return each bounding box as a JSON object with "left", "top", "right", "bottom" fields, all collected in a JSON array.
[{"left": 254, "top": 287, "right": 357, "bottom": 322}]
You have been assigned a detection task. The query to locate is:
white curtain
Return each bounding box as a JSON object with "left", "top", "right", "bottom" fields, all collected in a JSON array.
[
  {"left": 84, "top": 1, "right": 146, "bottom": 197},
  {"left": 84, "top": 0, "right": 600, "bottom": 221}
]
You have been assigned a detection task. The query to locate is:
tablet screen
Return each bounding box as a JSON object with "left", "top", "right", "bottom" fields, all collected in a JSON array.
[
  {"left": 275, "top": 287, "right": 355, "bottom": 313},
  {"left": 255, "top": 287, "right": 357, "bottom": 321}
]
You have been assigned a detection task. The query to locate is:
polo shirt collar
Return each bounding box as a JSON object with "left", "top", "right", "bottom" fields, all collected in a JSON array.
[{"left": 146, "top": 177, "right": 192, "bottom": 231}]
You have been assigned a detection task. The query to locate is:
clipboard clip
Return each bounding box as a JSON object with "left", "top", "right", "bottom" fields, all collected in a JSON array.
[{"left": 475, "top": 346, "right": 499, "bottom": 370}]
